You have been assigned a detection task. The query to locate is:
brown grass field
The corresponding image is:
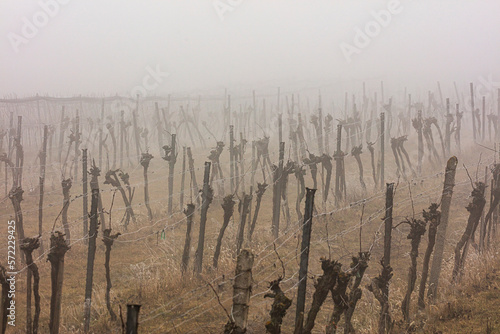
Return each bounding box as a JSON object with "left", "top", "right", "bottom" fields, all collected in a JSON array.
[{"left": 1, "top": 136, "right": 499, "bottom": 333}]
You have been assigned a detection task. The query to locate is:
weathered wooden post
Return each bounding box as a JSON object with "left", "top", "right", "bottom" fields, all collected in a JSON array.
[
  {"left": 294, "top": 188, "right": 316, "bottom": 334},
  {"left": 226, "top": 250, "right": 254, "bottom": 333},
  {"left": 470, "top": 82, "right": 477, "bottom": 142},
  {"left": 155, "top": 102, "right": 163, "bottom": 154},
  {"left": 445, "top": 98, "right": 452, "bottom": 155},
  {"left": 229, "top": 125, "right": 235, "bottom": 194},
  {"left": 73, "top": 112, "right": 80, "bottom": 180},
  {"left": 367, "top": 183, "right": 395, "bottom": 334},
  {"left": 99, "top": 100, "right": 104, "bottom": 168},
  {"left": 412, "top": 110, "right": 424, "bottom": 174},
  {"left": 272, "top": 142, "right": 284, "bottom": 239},
  {"left": 482, "top": 96, "right": 486, "bottom": 142},
  {"left": 132, "top": 95, "right": 142, "bottom": 162},
  {"left": 179, "top": 146, "right": 186, "bottom": 211},
  {"left": 120, "top": 110, "right": 125, "bottom": 168},
  {"left": 186, "top": 147, "right": 200, "bottom": 207},
  {"left": 497, "top": 89, "right": 500, "bottom": 141},
  {"left": 38, "top": 125, "right": 48, "bottom": 254},
  {"left": 48, "top": 232, "right": 70, "bottom": 334},
  {"left": 455, "top": 104, "right": 462, "bottom": 152},
  {"left": 181, "top": 203, "right": 196, "bottom": 273},
  {"left": 58, "top": 107, "right": 66, "bottom": 165},
  {"left": 380, "top": 113, "right": 385, "bottom": 188},
  {"left": 125, "top": 304, "right": 141, "bottom": 334},
  {"left": 334, "top": 124, "right": 344, "bottom": 203},
  {"left": 82, "top": 149, "right": 88, "bottom": 244},
  {"left": 384, "top": 183, "right": 394, "bottom": 266},
  {"left": 194, "top": 162, "right": 213, "bottom": 275},
  {"left": 83, "top": 182, "right": 100, "bottom": 333},
  {"left": 428, "top": 157, "right": 458, "bottom": 300},
  {"left": 165, "top": 134, "right": 176, "bottom": 215}
]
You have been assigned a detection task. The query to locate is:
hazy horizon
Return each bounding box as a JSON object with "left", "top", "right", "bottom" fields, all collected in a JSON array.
[{"left": 1, "top": 0, "right": 499, "bottom": 98}]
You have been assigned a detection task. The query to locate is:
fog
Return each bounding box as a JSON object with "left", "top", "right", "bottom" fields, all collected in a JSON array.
[{"left": 1, "top": 0, "right": 500, "bottom": 97}]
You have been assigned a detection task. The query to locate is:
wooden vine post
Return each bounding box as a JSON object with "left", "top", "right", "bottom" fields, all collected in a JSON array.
[
  {"left": 334, "top": 123, "right": 343, "bottom": 204},
  {"left": 164, "top": 134, "right": 177, "bottom": 215},
  {"left": 73, "top": 112, "right": 80, "bottom": 180},
  {"left": 470, "top": 82, "right": 477, "bottom": 142},
  {"left": 38, "top": 125, "right": 48, "bottom": 254},
  {"left": 225, "top": 250, "right": 254, "bottom": 333},
  {"left": 428, "top": 156, "right": 458, "bottom": 301},
  {"left": 181, "top": 203, "right": 196, "bottom": 273},
  {"left": 294, "top": 188, "right": 316, "bottom": 334},
  {"left": 126, "top": 304, "right": 141, "bottom": 334},
  {"left": 83, "top": 177, "right": 100, "bottom": 333},
  {"left": 82, "top": 149, "right": 88, "bottom": 244},
  {"left": 380, "top": 113, "right": 385, "bottom": 188},
  {"left": 272, "top": 142, "right": 284, "bottom": 239},
  {"left": 180, "top": 146, "right": 186, "bottom": 210},
  {"left": 367, "top": 182, "right": 395, "bottom": 334},
  {"left": 99, "top": 99, "right": 104, "bottom": 168},
  {"left": 133, "top": 95, "right": 142, "bottom": 162},
  {"left": 230, "top": 125, "right": 235, "bottom": 194}
]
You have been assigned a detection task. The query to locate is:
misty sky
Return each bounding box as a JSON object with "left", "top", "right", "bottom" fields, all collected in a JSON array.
[{"left": 1, "top": 0, "right": 499, "bottom": 97}]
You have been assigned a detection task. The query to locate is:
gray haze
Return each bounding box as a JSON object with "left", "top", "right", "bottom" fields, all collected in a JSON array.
[{"left": 1, "top": 0, "right": 500, "bottom": 97}]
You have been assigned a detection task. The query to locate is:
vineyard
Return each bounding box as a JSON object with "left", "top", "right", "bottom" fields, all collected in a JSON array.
[{"left": 0, "top": 84, "right": 499, "bottom": 334}]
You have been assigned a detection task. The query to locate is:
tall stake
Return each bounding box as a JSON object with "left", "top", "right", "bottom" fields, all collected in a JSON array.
[
  {"left": 229, "top": 125, "right": 235, "bottom": 194},
  {"left": 272, "top": 142, "right": 284, "bottom": 239},
  {"left": 73, "top": 112, "right": 80, "bottom": 180},
  {"left": 334, "top": 123, "right": 343, "bottom": 203},
  {"left": 294, "top": 188, "right": 316, "bottom": 334},
  {"left": 471, "top": 82, "right": 477, "bottom": 142},
  {"left": 380, "top": 113, "right": 385, "bottom": 188},
  {"left": 38, "top": 125, "right": 48, "bottom": 255},
  {"left": 125, "top": 304, "right": 141, "bottom": 334},
  {"left": 228, "top": 250, "right": 254, "bottom": 332},
  {"left": 99, "top": 100, "right": 104, "bottom": 168},
  {"left": 445, "top": 98, "right": 451, "bottom": 155},
  {"left": 428, "top": 157, "right": 458, "bottom": 300},
  {"left": 482, "top": 96, "right": 486, "bottom": 142},
  {"left": 180, "top": 146, "right": 186, "bottom": 210},
  {"left": 133, "top": 95, "right": 142, "bottom": 162},
  {"left": 167, "top": 134, "right": 176, "bottom": 215},
  {"left": 82, "top": 149, "right": 88, "bottom": 245},
  {"left": 83, "top": 183, "right": 99, "bottom": 333},
  {"left": 384, "top": 183, "right": 394, "bottom": 267}
]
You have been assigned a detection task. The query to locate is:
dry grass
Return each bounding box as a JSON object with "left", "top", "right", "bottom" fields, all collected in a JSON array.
[{"left": 0, "top": 140, "right": 498, "bottom": 333}]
